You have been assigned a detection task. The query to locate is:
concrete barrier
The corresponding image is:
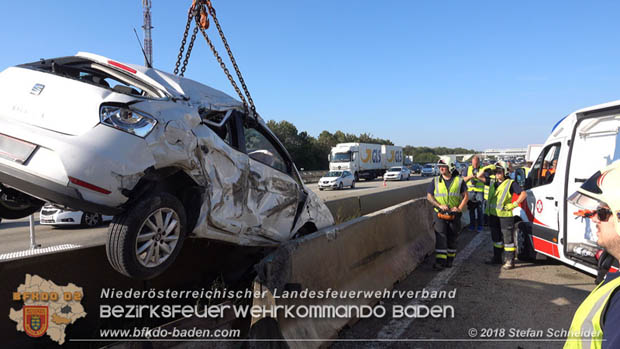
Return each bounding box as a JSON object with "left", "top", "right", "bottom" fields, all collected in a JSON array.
[
  {"left": 300, "top": 170, "right": 327, "bottom": 184},
  {"left": 254, "top": 197, "right": 436, "bottom": 347}
]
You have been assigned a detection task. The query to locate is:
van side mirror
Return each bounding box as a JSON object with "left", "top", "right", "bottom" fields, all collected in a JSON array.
[
  {"left": 352, "top": 152, "right": 357, "bottom": 161},
  {"left": 328, "top": 154, "right": 331, "bottom": 162}
]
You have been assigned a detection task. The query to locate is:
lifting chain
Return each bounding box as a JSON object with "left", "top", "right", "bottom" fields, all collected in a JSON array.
[{"left": 173, "top": 0, "right": 258, "bottom": 119}]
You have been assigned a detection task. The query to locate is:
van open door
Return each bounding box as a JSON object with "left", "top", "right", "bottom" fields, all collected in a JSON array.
[
  {"left": 564, "top": 111, "right": 620, "bottom": 268},
  {"left": 524, "top": 141, "right": 564, "bottom": 258}
]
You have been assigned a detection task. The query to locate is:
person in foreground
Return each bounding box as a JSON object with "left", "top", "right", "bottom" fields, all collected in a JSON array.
[{"left": 565, "top": 160, "right": 620, "bottom": 349}]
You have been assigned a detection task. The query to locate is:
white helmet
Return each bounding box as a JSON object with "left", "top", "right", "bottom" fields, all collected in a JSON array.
[
  {"left": 494, "top": 160, "right": 508, "bottom": 175},
  {"left": 568, "top": 160, "right": 620, "bottom": 235},
  {"left": 437, "top": 156, "right": 456, "bottom": 173}
]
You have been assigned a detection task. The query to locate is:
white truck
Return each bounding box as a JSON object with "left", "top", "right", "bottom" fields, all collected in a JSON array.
[
  {"left": 525, "top": 144, "right": 544, "bottom": 163},
  {"left": 329, "top": 143, "right": 403, "bottom": 181},
  {"left": 513, "top": 100, "right": 620, "bottom": 276}
]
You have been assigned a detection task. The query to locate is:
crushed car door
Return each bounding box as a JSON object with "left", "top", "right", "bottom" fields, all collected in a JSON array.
[
  {"left": 242, "top": 118, "right": 299, "bottom": 243},
  {"left": 193, "top": 109, "right": 250, "bottom": 235}
]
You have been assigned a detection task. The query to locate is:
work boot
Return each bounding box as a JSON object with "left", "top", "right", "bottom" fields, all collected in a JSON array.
[
  {"left": 446, "top": 257, "right": 454, "bottom": 268},
  {"left": 433, "top": 257, "right": 446, "bottom": 270},
  {"left": 502, "top": 259, "right": 515, "bottom": 270},
  {"left": 432, "top": 262, "right": 445, "bottom": 270},
  {"left": 485, "top": 247, "right": 503, "bottom": 264},
  {"left": 477, "top": 226, "right": 483, "bottom": 232}
]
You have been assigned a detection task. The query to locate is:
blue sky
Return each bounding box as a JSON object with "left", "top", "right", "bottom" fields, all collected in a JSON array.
[{"left": 1, "top": 1, "right": 620, "bottom": 150}]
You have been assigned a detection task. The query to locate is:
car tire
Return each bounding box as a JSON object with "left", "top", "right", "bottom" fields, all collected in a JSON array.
[
  {"left": 106, "top": 192, "right": 186, "bottom": 280},
  {"left": 338, "top": 182, "right": 343, "bottom": 190},
  {"left": 351, "top": 181, "right": 355, "bottom": 189},
  {"left": 0, "top": 199, "right": 42, "bottom": 219},
  {"left": 81, "top": 212, "right": 101, "bottom": 228}
]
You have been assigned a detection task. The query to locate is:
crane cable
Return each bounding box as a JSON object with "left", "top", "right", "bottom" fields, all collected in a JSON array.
[{"left": 174, "top": 0, "right": 257, "bottom": 119}]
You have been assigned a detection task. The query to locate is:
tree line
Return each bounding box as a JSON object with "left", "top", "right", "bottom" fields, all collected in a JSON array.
[{"left": 266, "top": 120, "right": 478, "bottom": 170}]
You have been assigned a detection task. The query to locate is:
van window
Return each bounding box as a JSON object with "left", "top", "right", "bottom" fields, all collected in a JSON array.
[{"left": 527, "top": 143, "right": 561, "bottom": 188}]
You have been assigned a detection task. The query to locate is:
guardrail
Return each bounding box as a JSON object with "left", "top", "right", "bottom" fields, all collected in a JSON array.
[
  {"left": 253, "top": 198, "right": 437, "bottom": 347},
  {"left": 299, "top": 170, "right": 326, "bottom": 184}
]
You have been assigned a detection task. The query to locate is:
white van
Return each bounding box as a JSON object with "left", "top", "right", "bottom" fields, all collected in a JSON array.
[{"left": 514, "top": 100, "right": 620, "bottom": 276}]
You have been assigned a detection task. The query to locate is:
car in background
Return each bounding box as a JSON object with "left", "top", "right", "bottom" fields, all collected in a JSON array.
[
  {"left": 410, "top": 164, "right": 422, "bottom": 174},
  {"left": 40, "top": 204, "right": 112, "bottom": 228},
  {"left": 318, "top": 170, "right": 355, "bottom": 190},
  {"left": 421, "top": 163, "right": 438, "bottom": 177},
  {"left": 383, "top": 166, "right": 410, "bottom": 181}
]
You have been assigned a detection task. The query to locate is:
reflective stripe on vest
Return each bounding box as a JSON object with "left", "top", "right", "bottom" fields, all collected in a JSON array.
[
  {"left": 483, "top": 174, "right": 496, "bottom": 200},
  {"left": 487, "top": 179, "right": 514, "bottom": 217},
  {"left": 433, "top": 176, "right": 463, "bottom": 212},
  {"left": 564, "top": 275, "right": 620, "bottom": 349},
  {"left": 466, "top": 166, "right": 484, "bottom": 192}
]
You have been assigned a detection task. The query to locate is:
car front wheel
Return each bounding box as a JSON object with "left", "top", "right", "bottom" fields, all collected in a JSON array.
[{"left": 106, "top": 192, "right": 186, "bottom": 280}]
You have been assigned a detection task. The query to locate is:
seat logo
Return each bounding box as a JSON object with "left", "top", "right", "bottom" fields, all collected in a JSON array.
[{"left": 30, "top": 83, "right": 45, "bottom": 95}]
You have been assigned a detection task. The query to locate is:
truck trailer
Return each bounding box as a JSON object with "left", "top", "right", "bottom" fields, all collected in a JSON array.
[{"left": 328, "top": 143, "right": 403, "bottom": 181}]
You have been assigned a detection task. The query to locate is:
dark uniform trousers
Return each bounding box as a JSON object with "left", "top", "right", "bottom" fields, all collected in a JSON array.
[{"left": 434, "top": 213, "right": 461, "bottom": 265}]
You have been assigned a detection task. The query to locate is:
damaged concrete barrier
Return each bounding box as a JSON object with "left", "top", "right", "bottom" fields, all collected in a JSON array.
[{"left": 253, "top": 197, "right": 435, "bottom": 347}]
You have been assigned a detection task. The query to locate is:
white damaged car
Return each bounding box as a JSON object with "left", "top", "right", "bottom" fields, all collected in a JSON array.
[{"left": 0, "top": 52, "right": 334, "bottom": 279}]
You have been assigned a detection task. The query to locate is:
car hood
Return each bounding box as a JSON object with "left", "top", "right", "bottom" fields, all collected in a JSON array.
[
  {"left": 320, "top": 176, "right": 341, "bottom": 181},
  {"left": 385, "top": 171, "right": 401, "bottom": 175}
]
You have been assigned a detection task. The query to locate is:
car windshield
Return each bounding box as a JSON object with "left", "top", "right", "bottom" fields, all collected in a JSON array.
[
  {"left": 423, "top": 165, "right": 433, "bottom": 169},
  {"left": 389, "top": 167, "right": 402, "bottom": 171},
  {"left": 326, "top": 171, "right": 343, "bottom": 177},
  {"left": 332, "top": 152, "right": 351, "bottom": 162}
]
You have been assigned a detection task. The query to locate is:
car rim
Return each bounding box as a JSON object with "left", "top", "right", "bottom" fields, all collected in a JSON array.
[
  {"left": 84, "top": 213, "right": 99, "bottom": 226},
  {"left": 135, "top": 208, "right": 180, "bottom": 268}
]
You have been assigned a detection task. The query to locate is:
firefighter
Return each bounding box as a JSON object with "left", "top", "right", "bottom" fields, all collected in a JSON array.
[
  {"left": 426, "top": 158, "right": 468, "bottom": 269},
  {"left": 463, "top": 155, "right": 484, "bottom": 231},
  {"left": 477, "top": 161, "right": 527, "bottom": 269},
  {"left": 565, "top": 160, "right": 620, "bottom": 348}
]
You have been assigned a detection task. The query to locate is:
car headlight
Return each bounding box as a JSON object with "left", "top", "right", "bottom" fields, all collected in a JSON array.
[{"left": 100, "top": 105, "right": 157, "bottom": 138}]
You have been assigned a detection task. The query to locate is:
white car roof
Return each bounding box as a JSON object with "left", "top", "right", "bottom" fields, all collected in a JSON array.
[{"left": 76, "top": 52, "right": 243, "bottom": 110}]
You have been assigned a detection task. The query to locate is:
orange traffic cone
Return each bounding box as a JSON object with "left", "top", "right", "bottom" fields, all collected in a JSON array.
[{"left": 383, "top": 179, "right": 387, "bottom": 187}]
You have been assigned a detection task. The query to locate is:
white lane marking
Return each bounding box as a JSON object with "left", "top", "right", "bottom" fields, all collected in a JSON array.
[
  {"left": 0, "top": 244, "right": 82, "bottom": 261},
  {"left": 373, "top": 232, "right": 487, "bottom": 342}
]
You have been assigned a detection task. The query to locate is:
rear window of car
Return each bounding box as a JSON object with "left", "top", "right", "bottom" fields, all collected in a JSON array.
[{"left": 19, "top": 57, "right": 165, "bottom": 99}]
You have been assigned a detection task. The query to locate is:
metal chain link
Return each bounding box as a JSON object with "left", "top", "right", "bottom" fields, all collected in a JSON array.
[
  {"left": 174, "top": 0, "right": 258, "bottom": 118},
  {"left": 173, "top": 9, "right": 194, "bottom": 75},
  {"left": 206, "top": 3, "right": 257, "bottom": 117},
  {"left": 197, "top": 24, "right": 249, "bottom": 113},
  {"left": 179, "top": 26, "right": 199, "bottom": 77}
]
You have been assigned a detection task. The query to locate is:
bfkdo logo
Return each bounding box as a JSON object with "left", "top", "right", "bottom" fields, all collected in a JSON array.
[
  {"left": 9, "top": 274, "right": 86, "bottom": 345},
  {"left": 24, "top": 305, "right": 48, "bottom": 337}
]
